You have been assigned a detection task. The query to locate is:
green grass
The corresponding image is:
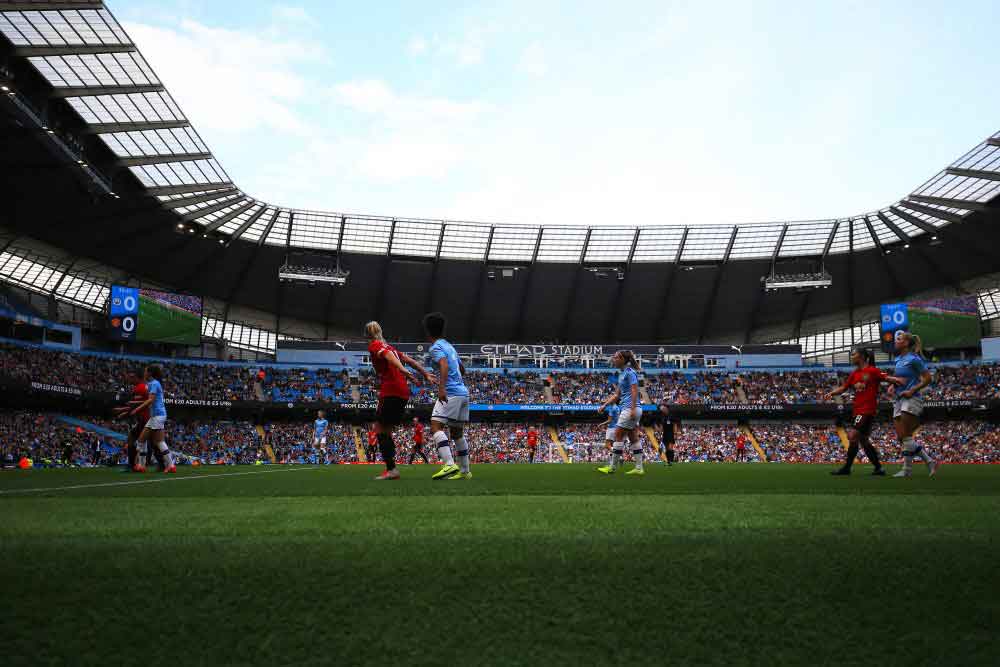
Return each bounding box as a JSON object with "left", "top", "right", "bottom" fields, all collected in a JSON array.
[
  {"left": 2, "top": 464, "right": 997, "bottom": 666},
  {"left": 136, "top": 296, "right": 201, "bottom": 345},
  {"left": 909, "top": 308, "right": 981, "bottom": 348}
]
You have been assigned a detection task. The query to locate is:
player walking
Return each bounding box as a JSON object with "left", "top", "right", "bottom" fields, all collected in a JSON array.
[
  {"left": 366, "top": 321, "right": 431, "bottom": 480},
  {"left": 886, "top": 331, "right": 938, "bottom": 478},
  {"left": 823, "top": 348, "right": 889, "bottom": 476},
  {"left": 597, "top": 350, "right": 645, "bottom": 476},
  {"left": 658, "top": 401, "right": 678, "bottom": 466},
  {"left": 129, "top": 364, "right": 176, "bottom": 473},
  {"left": 313, "top": 410, "right": 329, "bottom": 461},
  {"left": 114, "top": 369, "right": 158, "bottom": 472},
  {"left": 526, "top": 426, "right": 539, "bottom": 464},
  {"left": 407, "top": 418, "right": 430, "bottom": 464},
  {"left": 423, "top": 312, "right": 472, "bottom": 480},
  {"left": 735, "top": 433, "right": 748, "bottom": 463}
]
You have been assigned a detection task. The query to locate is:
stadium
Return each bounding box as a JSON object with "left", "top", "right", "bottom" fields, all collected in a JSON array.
[{"left": 1, "top": 1, "right": 999, "bottom": 665}]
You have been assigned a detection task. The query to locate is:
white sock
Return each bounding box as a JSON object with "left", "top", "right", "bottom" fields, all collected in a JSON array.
[
  {"left": 607, "top": 448, "right": 616, "bottom": 468},
  {"left": 612, "top": 442, "right": 624, "bottom": 468},
  {"left": 454, "top": 436, "right": 470, "bottom": 473},
  {"left": 157, "top": 441, "right": 174, "bottom": 468},
  {"left": 632, "top": 447, "right": 644, "bottom": 471},
  {"left": 433, "top": 430, "right": 454, "bottom": 466}
]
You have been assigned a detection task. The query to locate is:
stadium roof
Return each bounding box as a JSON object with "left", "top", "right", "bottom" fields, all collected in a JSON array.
[{"left": 1, "top": 0, "right": 999, "bottom": 345}]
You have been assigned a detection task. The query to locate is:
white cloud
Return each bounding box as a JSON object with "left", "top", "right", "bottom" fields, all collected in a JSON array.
[
  {"left": 123, "top": 18, "right": 326, "bottom": 135},
  {"left": 518, "top": 42, "right": 547, "bottom": 77},
  {"left": 331, "top": 79, "right": 492, "bottom": 125},
  {"left": 437, "top": 29, "right": 486, "bottom": 66}
]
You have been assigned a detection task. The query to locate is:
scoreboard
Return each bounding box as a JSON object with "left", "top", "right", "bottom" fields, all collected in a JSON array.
[{"left": 108, "top": 285, "right": 140, "bottom": 341}]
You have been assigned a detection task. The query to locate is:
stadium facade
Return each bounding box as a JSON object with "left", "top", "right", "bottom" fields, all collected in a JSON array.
[{"left": 1, "top": 0, "right": 1000, "bottom": 360}]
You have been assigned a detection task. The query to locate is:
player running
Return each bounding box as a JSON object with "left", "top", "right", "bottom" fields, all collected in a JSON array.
[
  {"left": 128, "top": 364, "right": 176, "bottom": 473},
  {"left": 407, "top": 418, "right": 429, "bottom": 464},
  {"left": 366, "top": 321, "right": 432, "bottom": 480},
  {"left": 886, "top": 331, "right": 938, "bottom": 478},
  {"left": 823, "top": 348, "right": 890, "bottom": 476},
  {"left": 597, "top": 350, "right": 645, "bottom": 476},
  {"left": 114, "top": 369, "right": 157, "bottom": 472},
  {"left": 423, "top": 312, "right": 472, "bottom": 480}
]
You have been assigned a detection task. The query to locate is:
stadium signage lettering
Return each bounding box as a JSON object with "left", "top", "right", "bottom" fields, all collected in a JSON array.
[
  {"left": 707, "top": 403, "right": 787, "bottom": 412},
  {"left": 165, "top": 398, "right": 233, "bottom": 408},
  {"left": 478, "top": 344, "right": 605, "bottom": 357},
  {"left": 29, "top": 381, "right": 82, "bottom": 396}
]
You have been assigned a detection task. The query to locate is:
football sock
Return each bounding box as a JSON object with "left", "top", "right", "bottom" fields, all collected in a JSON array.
[
  {"left": 632, "top": 447, "right": 644, "bottom": 471},
  {"left": 900, "top": 436, "right": 916, "bottom": 473},
  {"left": 156, "top": 440, "right": 174, "bottom": 468},
  {"left": 454, "top": 436, "right": 470, "bottom": 473},
  {"left": 433, "top": 430, "right": 454, "bottom": 466},
  {"left": 844, "top": 441, "right": 859, "bottom": 469},
  {"left": 861, "top": 438, "right": 881, "bottom": 469},
  {"left": 612, "top": 442, "right": 624, "bottom": 468},
  {"left": 377, "top": 432, "right": 396, "bottom": 471}
]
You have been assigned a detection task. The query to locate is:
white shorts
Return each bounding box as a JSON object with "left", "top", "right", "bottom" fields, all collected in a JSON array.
[
  {"left": 432, "top": 395, "right": 470, "bottom": 424},
  {"left": 605, "top": 428, "right": 617, "bottom": 442},
  {"left": 145, "top": 415, "right": 166, "bottom": 431},
  {"left": 616, "top": 408, "right": 640, "bottom": 431},
  {"left": 893, "top": 397, "right": 924, "bottom": 419},
  {"left": 314, "top": 436, "right": 327, "bottom": 447}
]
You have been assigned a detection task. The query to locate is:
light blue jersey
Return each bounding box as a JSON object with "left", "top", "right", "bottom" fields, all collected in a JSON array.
[
  {"left": 894, "top": 352, "right": 927, "bottom": 395},
  {"left": 617, "top": 367, "right": 639, "bottom": 410},
  {"left": 314, "top": 418, "right": 328, "bottom": 436},
  {"left": 607, "top": 403, "right": 621, "bottom": 424},
  {"left": 148, "top": 379, "right": 167, "bottom": 418},
  {"left": 430, "top": 339, "right": 469, "bottom": 397}
]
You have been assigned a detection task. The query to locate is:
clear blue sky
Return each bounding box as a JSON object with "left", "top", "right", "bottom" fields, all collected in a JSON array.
[{"left": 112, "top": 0, "right": 999, "bottom": 227}]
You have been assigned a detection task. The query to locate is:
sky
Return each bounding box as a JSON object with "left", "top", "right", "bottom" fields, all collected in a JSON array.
[{"left": 111, "top": 0, "right": 999, "bottom": 227}]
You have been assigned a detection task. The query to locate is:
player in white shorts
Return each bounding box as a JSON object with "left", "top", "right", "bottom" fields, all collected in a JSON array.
[
  {"left": 313, "top": 410, "right": 329, "bottom": 447},
  {"left": 600, "top": 403, "right": 621, "bottom": 451},
  {"left": 129, "top": 364, "right": 176, "bottom": 474},
  {"left": 597, "top": 351, "right": 645, "bottom": 476},
  {"left": 886, "top": 330, "right": 937, "bottom": 478},
  {"left": 424, "top": 312, "right": 472, "bottom": 480}
]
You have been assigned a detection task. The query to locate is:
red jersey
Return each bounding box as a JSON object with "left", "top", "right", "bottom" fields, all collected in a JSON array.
[
  {"left": 844, "top": 366, "right": 887, "bottom": 416},
  {"left": 414, "top": 422, "right": 424, "bottom": 444},
  {"left": 368, "top": 430, "right": 377, "bottom": 446},
  {"left": 736, "top": 434, "right": 746, "bottom": 450},
  {"left": 527, "top": 430, "right": 538, "bottom": 447},
  {"left": 368, "top": 339, "right": 410, "bottom": 399},
  {"left": 131, "top": 382, "right": 150, "bottom": 423}
]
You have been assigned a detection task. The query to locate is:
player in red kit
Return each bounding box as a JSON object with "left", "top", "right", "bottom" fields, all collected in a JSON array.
[
  {"left": 408, "top": 418, "right": 429, "bottom": 464},
  {"left": 527, "top": 426, "right": 539, "bottom": 463},
  {"left": 735, "top": 433, "right": 748, "bottom": 463},
  {"left": 114, "top": 369, "right": 157, "bottom": 472},
  {"left": 823, "top": 348, "right": 892, "bottom": 476},
  {"left": 365, "top": 321, "right": 433, "bottom": 480}
]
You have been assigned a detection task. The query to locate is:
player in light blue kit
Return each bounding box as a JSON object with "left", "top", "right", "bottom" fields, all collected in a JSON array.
[
  {"left": 130, "top": 364, "right": 176, "bottom": 473},
  {"left": 313, "top": 410, "right": 329, "bottom": 463},
  {"left": 423, "top": 312, "right": 472, "bottom": 480},
  {"left": 599, "top": 402, "right": 621, "bottom": 457},
  {"left": 597, "top": 350, "right": 644, "bottom": 476},
  {"left": 886, "top": 330, "right": 938, "bottom": 477}
]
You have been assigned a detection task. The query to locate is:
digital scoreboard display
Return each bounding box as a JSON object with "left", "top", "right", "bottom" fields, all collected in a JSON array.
[
  {"left": 108, "top": 286, "right": 203, "bottom": 346},
  {"left": 880, "top": 295, "right": 981, "bottom": 351}
]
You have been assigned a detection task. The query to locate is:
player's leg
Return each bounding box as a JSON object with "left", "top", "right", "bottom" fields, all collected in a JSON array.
[
  {"left": 373, "top": 400, "right": 402, "bottom": 480},
  {"left": 833, "top": 425, "right": 861, "bottom": 475},
  {"left": 860, "top": 431, "right": 884, "bottom": 475},
  {"left": 598, "top": 427, "right": 626, "bottom": 474},
  {"left": 449, "top": 398, "right": 472, "bottom": 479},
  {"left": 430, "top": 398, "right": 459, "bottom": 479},
  {"left": 624, "top": 427, "right": 645, "bottom": 475},
  {"left": 147, "top": 420, "right": 175, "bottom": 472},
  {"left": 892, "top": 411, "right": 918, "bottom": 478}
]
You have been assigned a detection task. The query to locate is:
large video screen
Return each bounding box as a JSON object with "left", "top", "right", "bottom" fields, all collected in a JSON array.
[
  {"left": 108, "top": 286, "right": 202, "bottom": 346},
  {"left": 880, "top": 295, "right": 981, "bottom": 351}
]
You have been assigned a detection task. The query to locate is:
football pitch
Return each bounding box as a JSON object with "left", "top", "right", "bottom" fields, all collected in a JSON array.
[
  {"left": 2, "top": 464, "right": 997, "bottom": 666},
  {"left": 136, "top": 296, "right": 201, "bottom": 345}
]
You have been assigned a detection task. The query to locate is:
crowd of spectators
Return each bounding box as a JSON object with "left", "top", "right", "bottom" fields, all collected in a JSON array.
[
  {"left": 0, "top": 410, "right": 113, "bottom": 467},
  {"left": 674, "top": 424, "right": 760, "bottom": 463},
  {"left": 645, "top": 373, "right": 743, "bottom": 404},
  {"left": 144, "top": 290, "right": 203, "bottom": 316},
  {"left": 750, "top": 424, "right": 842, "bottom": 463}
]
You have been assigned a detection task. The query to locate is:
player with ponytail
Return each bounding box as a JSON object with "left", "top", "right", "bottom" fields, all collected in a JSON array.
[
  {"left": 597, "top": 350, "right": 645, "bottom": 475},
  {"left": 823, "top": 347, "right": 888, "bottom": 476},
  {"left": 885, "top": 330, "right": 938, "bottom": 478}
]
